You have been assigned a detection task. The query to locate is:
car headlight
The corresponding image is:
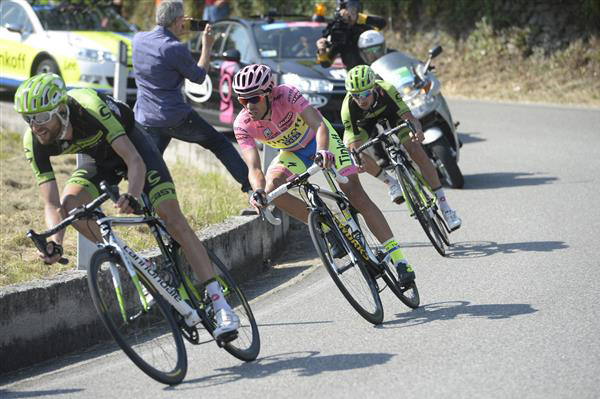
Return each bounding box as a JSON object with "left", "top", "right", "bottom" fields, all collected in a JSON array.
[
  {"left": 77, "top": 48, "right": 117, "bottom": 63},
  {"left": 281, "top": 73, "right": 333, "bottom": 93}
]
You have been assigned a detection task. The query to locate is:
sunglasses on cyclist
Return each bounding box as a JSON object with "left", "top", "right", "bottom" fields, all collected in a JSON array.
[
  {"left": 22, "top": 107, "right": 60, "bottom": 126},
  {"left": 238, "top": 95, "right": 265, "bottom": 107},
  {"left": 351, "top": 90, "right": 372, "bottom": 99}
]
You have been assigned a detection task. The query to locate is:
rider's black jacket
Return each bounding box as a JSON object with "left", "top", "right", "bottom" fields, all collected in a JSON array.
[{"left": 318, "top": 13, "right": 386, "bottom": 70}]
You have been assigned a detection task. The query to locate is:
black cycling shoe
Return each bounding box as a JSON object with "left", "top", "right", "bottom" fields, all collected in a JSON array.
[
  {"left": 396, "top": 262, "right": 416, "bottom": 286},
  {"left": 325, "top": 230, "right": 346, "bottom": 259}
]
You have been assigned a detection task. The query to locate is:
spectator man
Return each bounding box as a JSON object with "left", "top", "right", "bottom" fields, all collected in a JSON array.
[{"left": 133, "top": 0, "right": 251, "bottom": 194}]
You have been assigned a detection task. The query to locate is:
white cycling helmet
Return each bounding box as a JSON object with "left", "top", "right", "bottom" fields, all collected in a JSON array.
[{"left": 358, "top": 30, "right": 386, "bottom": 64}]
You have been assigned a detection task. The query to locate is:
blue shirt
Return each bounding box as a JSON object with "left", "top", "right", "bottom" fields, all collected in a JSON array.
[{"left": 132, "top": 26, "right": 206, "bottom": 127}]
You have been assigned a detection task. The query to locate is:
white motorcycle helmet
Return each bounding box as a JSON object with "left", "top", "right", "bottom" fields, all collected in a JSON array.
[{"left": 358, "top": 30, "right": 386, "bottom": 65}]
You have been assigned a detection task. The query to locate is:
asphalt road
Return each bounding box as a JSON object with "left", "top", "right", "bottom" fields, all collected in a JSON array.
[{"left": 1, "top": 99, "right": 599, "bottom": 398}]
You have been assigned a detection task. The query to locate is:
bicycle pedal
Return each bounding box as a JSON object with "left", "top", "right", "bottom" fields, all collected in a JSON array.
[
  {"left": 336, "top": 262, "right": 353, "bottom": 274},
  {"left": 181, "top": 325, "right": 200, "bottom": 345},
  {"left": 215, "top": 330, "right": 238, "bottom": 347}
]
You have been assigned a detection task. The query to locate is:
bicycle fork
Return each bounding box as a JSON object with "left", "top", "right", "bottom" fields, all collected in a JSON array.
[{"left": 100, "top": 232, "right": 202, "bottom": 327}]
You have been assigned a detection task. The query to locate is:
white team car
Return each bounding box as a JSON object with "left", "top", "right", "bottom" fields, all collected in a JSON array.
[{"left": 0, "top": 0, "right": 137, "bottom": 98}]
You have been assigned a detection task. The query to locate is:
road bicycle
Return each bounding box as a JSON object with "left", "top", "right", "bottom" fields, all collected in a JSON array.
[
  {"left": 27, "top": 182, "right": 260, "bottom": 385},
  {"left": 258, "top": 156, "right": 419, "bottom": 325},
  {"left": 353, "top": 120, "right": 451, "bottom": 256}
]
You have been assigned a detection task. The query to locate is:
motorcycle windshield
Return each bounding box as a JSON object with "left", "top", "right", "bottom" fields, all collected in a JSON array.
[{"left": 371, "top": 51, "right": 421, "bottom": 89}]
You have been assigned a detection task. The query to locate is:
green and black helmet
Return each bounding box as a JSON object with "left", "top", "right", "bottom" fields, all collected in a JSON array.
[
  {"left": 14, "top": 73, "right": 67, "bottom": 114},
  {"left": 345, "top": 65, "right": 376, "bottom": 93}
]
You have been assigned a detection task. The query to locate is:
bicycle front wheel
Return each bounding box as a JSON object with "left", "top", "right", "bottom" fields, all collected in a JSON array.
[
  {"left": 308, "top": 210, "right": 384, "bottom": 325},
  {"left": 87, "top": 248, "right": 187, "bottom": 385},
  {"left": 396, "top": 166, "right": 447, "bottom": 256}
]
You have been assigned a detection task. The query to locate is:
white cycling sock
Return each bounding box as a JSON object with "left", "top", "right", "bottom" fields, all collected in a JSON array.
[
  {"left": 375, "top": 168, "right": 397, "bottom": 186},
  {"left": 206, "top": 280, "right": 231, "bottom": 312},
  {"left": 434, "top": 187, "right": 451, "bottom": 213}
]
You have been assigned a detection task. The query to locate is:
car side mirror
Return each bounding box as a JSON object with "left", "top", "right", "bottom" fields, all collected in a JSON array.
[
  {"left": 429, "top": 45, "right": 442, "bottom": 59},
  {"left": 5, "top": 23, "right": 23, "bottom": 34},
  {"left": 222, "top": 49, "right": 241, "bottom": 63}
]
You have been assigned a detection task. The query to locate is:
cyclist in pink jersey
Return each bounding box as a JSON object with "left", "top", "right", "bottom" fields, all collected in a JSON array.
[{"left": 232, "top": 64, "right": 417, "bottom": 285}]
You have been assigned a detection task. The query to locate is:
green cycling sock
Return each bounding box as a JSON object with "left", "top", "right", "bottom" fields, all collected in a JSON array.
[{"left": 383, "top": 238, "right": 406, "bottom": 264}]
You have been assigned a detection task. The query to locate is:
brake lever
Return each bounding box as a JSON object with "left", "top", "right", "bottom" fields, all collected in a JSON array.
[{"left": 27, "top": 230, "right": 69, "bottom": 265}]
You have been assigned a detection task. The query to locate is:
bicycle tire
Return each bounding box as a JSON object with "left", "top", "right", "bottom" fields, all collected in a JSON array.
[
  {"left": 352, "top": 213, "right": 420, "bottom": 309},
  {"left": 430, "top": 137, "right": 464, "bottom": 189},
  {"left": 206, "top": 249, "right": 261, "bottom": 362},
  {"left": 87, "top": 248, "right": 187, "bottom": 385},
  {"left": 396, "top": 165, "right": 447, "bottom": 256},
  {"left": 308, "top": 210, "right": 384, "bottom": 325},
  {"left": 433, "top": 209, "right": 451, "bottom": 246}
]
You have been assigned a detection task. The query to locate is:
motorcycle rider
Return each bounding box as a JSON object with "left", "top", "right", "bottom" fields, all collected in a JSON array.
[
  {"left": 358, "top": 29, "right": 390, "bottom": 65},
  {"left": 342, "top": 65, "right": 462, "bottom": 231},
  {"left": 316, "top": 0, "right": 386, "bottom": 70}
]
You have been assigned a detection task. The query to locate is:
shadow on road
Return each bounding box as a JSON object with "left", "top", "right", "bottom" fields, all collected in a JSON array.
[
  {"left": 446, "top": 240, "right": 568, "bottom": 258},
  {"left": 381, "top": 300, "right": 538, "bottom": 328},
  {"left": 0, "top": 388, "right": 84, "bottom": 398},
  {"left": 171, "top": 351, "right": 395, "bottom": 389},
  {"left": 464, "top": 172, "right": 557, "bottom": 189},
  {"left": 457, "top": 131, "right": 486, "bottom": 145}
]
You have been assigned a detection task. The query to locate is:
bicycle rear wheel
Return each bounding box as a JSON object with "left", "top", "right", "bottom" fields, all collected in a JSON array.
[
  {"left": 87, "top": 248, "right": 187, "bottom": 385},
  {"left": 353, "top": 213, "right": 420, "bottom": 309},
  {"left": 396, "top": 166, "right": 447, "bottom": 256},
  {"left": 308, "top": 209, "right": 384, "bottom": 325}
]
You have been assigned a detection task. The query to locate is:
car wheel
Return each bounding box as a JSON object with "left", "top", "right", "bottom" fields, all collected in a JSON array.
[{"left": 35, "top": 58, "right": 60, "bottom": 75}]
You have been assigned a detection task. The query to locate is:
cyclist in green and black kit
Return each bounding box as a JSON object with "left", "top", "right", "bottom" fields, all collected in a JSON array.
[
  {"left": 15, "top": 73, "right": 239, "bottom": 339},
  {"left": 341, "top": 65, "right": 462, "bottom": 230}
]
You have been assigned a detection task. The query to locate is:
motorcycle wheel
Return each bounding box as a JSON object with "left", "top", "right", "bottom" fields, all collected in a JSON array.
[{"left": 431, "top": 137, "right": 464, "bottom": 189}]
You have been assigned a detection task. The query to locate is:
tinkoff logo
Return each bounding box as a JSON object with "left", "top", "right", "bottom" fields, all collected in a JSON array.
[{"left": 0, "top": 52, "right": 26, "bottom": 70}]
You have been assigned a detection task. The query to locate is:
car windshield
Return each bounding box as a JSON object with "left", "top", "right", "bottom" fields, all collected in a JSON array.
[
  {"left": 253, "top": 21, "right": 325, "bottom": 59},
  {"left": 33, "top": 5, "right": 134, "bottom": 32}
]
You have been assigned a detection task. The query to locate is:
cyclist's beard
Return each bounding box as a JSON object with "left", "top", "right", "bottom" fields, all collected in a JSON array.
[
  {"left": 34, "top": 126, "right": 61, "bottom": 145},
  {"left": 35, "top": 107, "right": 70, "bottom": 145}
]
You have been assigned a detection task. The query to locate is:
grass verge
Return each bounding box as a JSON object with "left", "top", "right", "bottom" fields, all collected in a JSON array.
[
  {"left": 0, "top": 131, "right": 247, "bottom": 287},
  {"left": 387, "top": 21, "right": 600, "bottom": 107}
]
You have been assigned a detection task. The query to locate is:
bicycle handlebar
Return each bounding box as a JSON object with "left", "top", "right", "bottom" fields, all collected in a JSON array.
[
  {"left": 354, "top": 121, "right": 414, "bottom": 156},
  {"left": 260, "top": 155, "right": 349, "bottom": 225},
  {"left": 26, "top": 181, "right": 137, "bottom": 265}
]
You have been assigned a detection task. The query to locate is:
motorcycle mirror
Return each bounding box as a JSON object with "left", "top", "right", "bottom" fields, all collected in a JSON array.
[{"left": 429, "top": 45, "right": 443, "bottom": 59}]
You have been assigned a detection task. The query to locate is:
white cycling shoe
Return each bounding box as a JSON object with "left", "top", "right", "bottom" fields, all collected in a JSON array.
[
  {"left": 443, "top": 209, "right": 462, "bottom": 231},
  {"left": 213, "top": 308, "right": 240, "bottom": 339},
  {"left": 388, "top": 181, "right": 405, "bottom": 204}
]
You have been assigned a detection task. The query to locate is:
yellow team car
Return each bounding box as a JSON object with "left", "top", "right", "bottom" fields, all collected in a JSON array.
[{"left": 0, "top": 0, "right": 136, "bottom": 97}]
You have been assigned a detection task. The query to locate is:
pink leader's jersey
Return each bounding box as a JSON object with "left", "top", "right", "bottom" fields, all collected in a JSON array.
[{"left": 233, "top": 84, "right": 317, "bottom": 151}]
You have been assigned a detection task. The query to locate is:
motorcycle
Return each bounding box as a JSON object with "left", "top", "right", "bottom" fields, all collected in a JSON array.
[{"left": 370, "top": 46, "right": 464, "bottom": 188}]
